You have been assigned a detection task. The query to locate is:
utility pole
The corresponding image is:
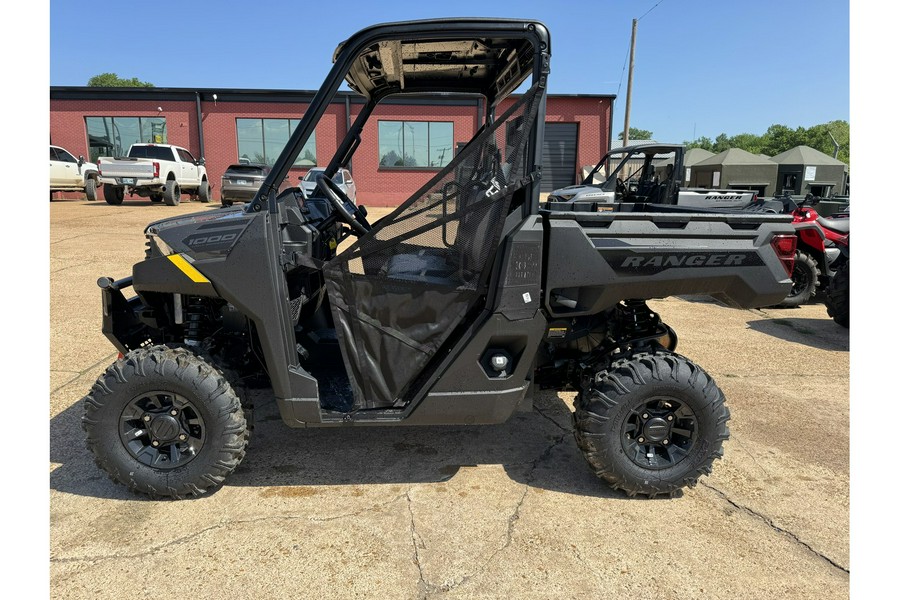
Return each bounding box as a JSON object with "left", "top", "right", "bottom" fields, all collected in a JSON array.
[{"left": 622, "top": 18, "right": 637, "bottom": 147}]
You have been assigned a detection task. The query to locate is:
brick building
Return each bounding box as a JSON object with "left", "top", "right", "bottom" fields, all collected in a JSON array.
[{"left": 50, "top": 87, "right": 614, "bottom": 206}]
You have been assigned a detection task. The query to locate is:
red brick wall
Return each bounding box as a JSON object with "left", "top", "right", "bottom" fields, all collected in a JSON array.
[{"left": 50, "top": 94, "right": 611, "bottom": 206}]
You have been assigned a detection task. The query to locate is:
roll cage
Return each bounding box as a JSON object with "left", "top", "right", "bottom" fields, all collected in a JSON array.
[{"left": 247, "top": 18, "right": 551, "bottom": 218}]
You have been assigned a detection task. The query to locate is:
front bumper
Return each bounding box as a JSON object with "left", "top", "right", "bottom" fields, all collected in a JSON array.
[{"left": 98, "top": 276, "right": 152, "bottom": 353}]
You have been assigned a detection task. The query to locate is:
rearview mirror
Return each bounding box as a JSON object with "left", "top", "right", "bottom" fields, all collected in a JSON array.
[{"left": 78, "top": 155, "right": 85, "bottom": 167}]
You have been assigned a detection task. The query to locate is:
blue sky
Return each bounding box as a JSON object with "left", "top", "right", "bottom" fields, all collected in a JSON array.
[{"left": 49, "top": 0, "right": 849, "bottom": 144}]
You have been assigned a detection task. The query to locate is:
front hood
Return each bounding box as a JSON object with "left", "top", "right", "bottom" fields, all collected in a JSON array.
[{"left": 146, "top": 207, "right": 255, "bottom": 259}]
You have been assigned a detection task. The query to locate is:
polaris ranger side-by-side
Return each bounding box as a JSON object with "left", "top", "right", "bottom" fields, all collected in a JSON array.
[
  {"left": 82, "top": 19, "right": 796, "bottom": 499},
  {"left": 544, "top": 143, "right": 758, "bottom": 211}
]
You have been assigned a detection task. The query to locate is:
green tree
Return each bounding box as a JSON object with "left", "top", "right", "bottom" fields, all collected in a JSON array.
[
  {"left": 87, "top": 73, "right": 154, "bottom": 87},
  {"left": 618, "top": 127, "right": 653, "bottom": 140},
  {"left": 683, "top": 120, "right": 849, "bottom": 165},
  {"left": 686, "top": 136, "right": 715, "bottom": 152}
]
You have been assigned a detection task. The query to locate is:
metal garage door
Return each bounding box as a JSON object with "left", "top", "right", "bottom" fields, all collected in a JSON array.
[{"left": 541, "top": 123, "right": 578, "bottom": 192}]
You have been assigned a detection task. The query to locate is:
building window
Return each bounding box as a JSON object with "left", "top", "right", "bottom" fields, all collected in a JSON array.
[
  {"left": 85, "top": 117, "right": 167, "bottom": 162},
  {"left": 236, "top": 118, "right": 316, "bottom": 166},
  {"left": 378, "top": 121, "right": 453, "bottom": 168}
]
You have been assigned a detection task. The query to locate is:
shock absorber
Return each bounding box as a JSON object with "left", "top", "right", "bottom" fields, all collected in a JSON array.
[
  {"left": 618, "top": 300, "right": 661, "bottom": 343},
  {"left": 184, "top": 297, "right": 214, "bottom": 346}
]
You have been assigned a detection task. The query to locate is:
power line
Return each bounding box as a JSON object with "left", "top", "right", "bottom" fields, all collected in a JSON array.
[
  {"left": 637, "top": 0, "right": 667, "bottom": 21},
  {"left": 615, "top": 1, "right": 668, "bottom": 121}
]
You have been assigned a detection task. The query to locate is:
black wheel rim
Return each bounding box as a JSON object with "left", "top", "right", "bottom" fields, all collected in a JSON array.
[
  {"left": 621, "top": 396, "right": 697, "bottom": 469},
  {"left": 789, "top": 262, "right": 811, "bottom": 298},
  {"left": 119, "top": 390, "right": 205, "bottom": 470}
]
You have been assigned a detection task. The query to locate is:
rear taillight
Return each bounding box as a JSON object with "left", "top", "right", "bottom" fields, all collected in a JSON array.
[
  {"left": 771, "top": 234, "right": 797, "bottom": 276},
  {"left": 153, "top": 162, "right": 160, "bottom": 178},
  {"left": 752, "top": 193, "right": 758, "bottom": 203}
]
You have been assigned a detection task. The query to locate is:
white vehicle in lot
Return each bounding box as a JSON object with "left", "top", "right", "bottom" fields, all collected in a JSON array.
[
  {"left": 98, "top": 143, "right": 210, "bottom": 206},
  {"left": 301, "top": 166, "right": 358, "bottom": 203},
  {"left": 50, "top": 145, "right": 101, "bottom": 200},
  {"left": 545, "top": 143, "right": 757, "bottom": 211}
]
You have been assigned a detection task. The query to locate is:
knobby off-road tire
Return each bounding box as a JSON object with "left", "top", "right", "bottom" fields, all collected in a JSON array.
[
  {"left": 82, "top": 346, "right": 249, "bottom": 499},
  {"left": 777, "top": 250, "right": 820, "bottom": 308},
  {"left": 574, "top": 352, "right": 730, "bottom": 498},
  {"left": 164, "top": 181, "right": 181, "bottom": 206},
  {"left": 198, "top": 180, "right": 210, "bottom": 203},
  {"left": 825, "top": 261, "right": 849, "bottom": 328},
  {"left": 85, "top": 177, "right": 97, "bottom": 201}
]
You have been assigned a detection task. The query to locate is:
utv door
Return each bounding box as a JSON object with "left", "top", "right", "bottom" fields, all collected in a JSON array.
[{"left": 324, "top": 85, "right": 544, "bottom": 410}]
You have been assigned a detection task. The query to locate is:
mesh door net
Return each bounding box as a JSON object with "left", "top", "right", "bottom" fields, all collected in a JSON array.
[{"left": 324, "top": 84, "right": 543, "bottom": 410}]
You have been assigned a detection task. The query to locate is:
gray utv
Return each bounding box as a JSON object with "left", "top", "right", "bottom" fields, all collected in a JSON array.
[{"left": 83, "top": 18, "right": 797, "bottom": 499}]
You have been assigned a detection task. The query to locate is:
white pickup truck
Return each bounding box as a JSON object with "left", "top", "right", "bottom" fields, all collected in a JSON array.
[
  {"left": 545, "top": 143, "right": 757, "bottom": 211},
  {"left": 98, "top": 143, "right": 210, "bottom": 206},
  {"left": 50, "top": 145, "right": 101, "bottom": 200}
]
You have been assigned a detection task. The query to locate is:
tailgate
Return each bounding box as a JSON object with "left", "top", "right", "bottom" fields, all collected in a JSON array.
[
  {"left": 100, "top": 159, "right": 155, "bottom": 178},
  {"left": 542, "top": 210, "right": 794, "bottom": 317}
]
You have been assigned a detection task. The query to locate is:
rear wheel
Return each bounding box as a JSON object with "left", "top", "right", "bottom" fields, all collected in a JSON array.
[
  {"left": 150, "top": 193, "right": 164, "bottom": 203},
  {"left": 574, "top": 352, "right": 730, "bottom": 498},
  {"left": 776, "top": 250, "right": 819, "bottom": 307},
  {"left": 82, "top": 346, "right": 249, "bottom": 498},
  {"left": 104, "top": 185, "right": 125, "bottom": 205},
  {"left": 221, "top": 196, "right": 233, "bottom": 207},
  {"left": 85, "top": 178, "right": 97, "bottom": 201},
  {"left": 164, "top": 181, "right": 181, "bottom": 206},
  {"left": 825, "top": 261, "right": 849, "bottom": 328},
  {"left": 198, "top": 180, "right": 210, "bottom": 203}
]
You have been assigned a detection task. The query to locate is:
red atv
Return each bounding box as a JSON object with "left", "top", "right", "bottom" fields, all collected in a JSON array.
[{"left": 773, "top": 194, "right": 849, "bottom": 307}]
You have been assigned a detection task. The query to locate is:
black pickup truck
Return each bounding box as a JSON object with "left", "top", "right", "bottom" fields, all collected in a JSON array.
[{"left": 82, "top": 18, "right": 796, "bottom": 500}]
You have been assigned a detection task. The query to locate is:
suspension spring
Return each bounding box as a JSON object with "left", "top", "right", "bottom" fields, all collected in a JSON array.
[
  {"left": 184, "top": 297, "right": 214, "bottom": 344},
  {"left": 618, "top": 300, "right": 660, "bottom": 341}
]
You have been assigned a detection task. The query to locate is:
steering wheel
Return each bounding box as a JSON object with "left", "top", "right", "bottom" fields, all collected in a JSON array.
[{"left": 315, "top": 173, "right": 370, "bottom": 235}]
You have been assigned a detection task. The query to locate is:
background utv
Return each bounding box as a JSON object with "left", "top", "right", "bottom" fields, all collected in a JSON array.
[{"left": 82, "top": 18, "right": 795, "bottom": 499}]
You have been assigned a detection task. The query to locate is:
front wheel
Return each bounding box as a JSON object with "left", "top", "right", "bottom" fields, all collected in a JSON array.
[
  {"left": 198, "top": 180, "right": 210, "bottom": 203},
  {"left": 82, "top": 346, "right": 249, "bottom": 498},
  {"left": 574, "top": 352, "right": 730, "bottom": 498},
  {"left": 85, "top": 178, "right": 98, "bottom": 201},
  {"left": 776, "top": 250, "right": 820, "bottom": 307}
]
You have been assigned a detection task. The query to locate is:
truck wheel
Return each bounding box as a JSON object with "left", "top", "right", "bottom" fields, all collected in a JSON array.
[
  {"left": 221, "top": 196, "right": 233, "bottom": 207},
  {"left": 85, "top": 178, "right": 97, "bottom": 201},
  {"left": 825, "top": 261, "right": 849, "bottom": 328},
  {"left": 104, "top": 185, "right": 125, "bottom": 205},
  {"left": 776, "top": 250, "right": 819, "bottom": 308},
  {"left": 82, "top": 346, "right": 249, "bottom": 499},
  {"left": 198, "top": 180, "right": 210, "bottom": 203},
  {"left": 573, "top": 352, "right": 730, "bottom": 498},
  {"left": 164, "top": 181, "right": 181, "bottom": 206},
  {"left": 150, "top": 193, "right": 163, "bottom": 203}
]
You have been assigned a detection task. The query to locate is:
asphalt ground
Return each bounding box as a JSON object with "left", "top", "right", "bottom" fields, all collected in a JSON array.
[{"left": 48, "top": 196, "right": 849, "bottom": 599}]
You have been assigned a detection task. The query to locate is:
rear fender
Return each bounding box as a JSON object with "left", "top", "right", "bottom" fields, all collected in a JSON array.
[{"left": 794, "top": 222, "right": 825, "bottom": 253}]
